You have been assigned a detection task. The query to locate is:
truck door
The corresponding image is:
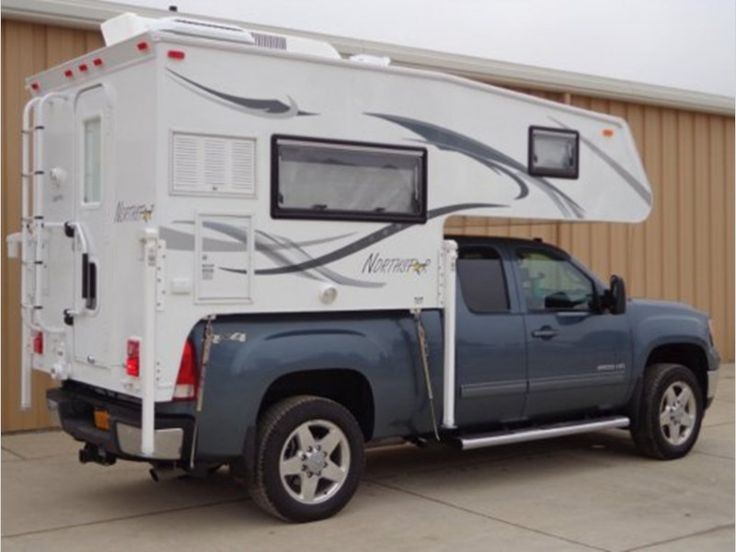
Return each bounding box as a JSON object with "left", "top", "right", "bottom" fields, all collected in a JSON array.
[
  {"left": 72, "top": 85, "right": 115, "bottom": 367},
  {"left": 512, "top": 246, "right": 632, "bottom": 417},
  {"left": 455, "top": 244, "right": 527, "bottom": 426}
]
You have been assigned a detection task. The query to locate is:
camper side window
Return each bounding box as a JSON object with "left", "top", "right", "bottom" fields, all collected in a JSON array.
[
  {"left": 83, "top": 117, "right": 102, "bottom": 204},
  {"left": 528, "top": 126, "right": 579, "bottom": 179},
  {"left": 272, "top": 136, "right": 427, "bottom": 223}
]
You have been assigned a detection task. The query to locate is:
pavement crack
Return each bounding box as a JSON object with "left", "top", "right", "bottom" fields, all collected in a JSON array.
[
  {"left": 692, "top": 450, "right": 735, "bottom": 461},
  {"left": 365, "top": 478, "right": 610, "bottom": 552},
  {"left": 620, "top": 523, "right": 734, "bottom": 551},
  {"left": 1, "top": 497, "right": 248, "bottom": 540},
  {"left": 1, "top": 447, "right": 27, "bottom": 461}
]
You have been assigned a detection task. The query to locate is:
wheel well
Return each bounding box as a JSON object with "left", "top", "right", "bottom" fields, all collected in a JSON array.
[
  {"left": 258, "top": 369, "right": 375, "bottom": 440},
  {"left": 646, "top": 344, "right": 709, "bottom": 399}
]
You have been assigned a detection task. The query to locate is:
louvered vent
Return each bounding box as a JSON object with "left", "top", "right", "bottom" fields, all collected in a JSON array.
[
  {"left": 172, "top": 132, "right": 255, "bottom": 196},
  {"left": 251, "top": 32, "right": 287, "bottom": 50}
]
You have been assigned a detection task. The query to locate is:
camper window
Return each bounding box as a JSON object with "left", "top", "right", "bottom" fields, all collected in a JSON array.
[
  {"left": 83, "top": 117, "right": 102, "bottom": 204},
  {"left": 271, "top": 136, "right": 427, "bottom": 223},
  {"left": 528, "top": 126, "right": 579, "bottom": 179}
]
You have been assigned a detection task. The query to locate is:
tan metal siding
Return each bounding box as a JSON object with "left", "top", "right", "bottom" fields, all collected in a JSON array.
[{"left": 1, "top": 19, "right": 733, "bottom": 431}]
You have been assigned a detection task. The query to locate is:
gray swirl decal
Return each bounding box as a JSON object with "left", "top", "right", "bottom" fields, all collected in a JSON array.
[
  {"left": 549, "top": 116, "right": 652, "bottom": 205},
  {"left": 366, "top": 112, "right": 585, "bottom": 219},
  {"left": 167, "top": 69, "right": 316, "bottom": 118}
]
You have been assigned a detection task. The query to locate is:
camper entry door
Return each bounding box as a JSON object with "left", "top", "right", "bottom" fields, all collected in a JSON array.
[{"left": 73, "top": 85, "right": 115, "bottom": 368}]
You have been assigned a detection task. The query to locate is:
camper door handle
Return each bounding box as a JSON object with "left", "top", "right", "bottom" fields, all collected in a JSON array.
[{"left": 80, "top": 254, "right": 97, "bottom": 310}]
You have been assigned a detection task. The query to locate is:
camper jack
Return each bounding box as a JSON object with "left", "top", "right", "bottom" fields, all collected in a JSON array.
[{"left": 8, "top": 13, "right": 719, "bottom": 522}]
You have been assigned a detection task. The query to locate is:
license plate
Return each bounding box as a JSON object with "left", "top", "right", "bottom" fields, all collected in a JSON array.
[{"left": 93, "top": 409, "right": 110, "bottom": 431}]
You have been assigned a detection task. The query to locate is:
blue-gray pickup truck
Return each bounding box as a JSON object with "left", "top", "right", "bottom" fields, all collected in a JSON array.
[{"left": 49, "top": 236, "right": 720, "bottom": 522}]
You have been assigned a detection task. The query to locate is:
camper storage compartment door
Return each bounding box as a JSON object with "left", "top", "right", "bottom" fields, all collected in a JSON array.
[{"left": 194, "top": 213, "right": 252, "bottom": 303}]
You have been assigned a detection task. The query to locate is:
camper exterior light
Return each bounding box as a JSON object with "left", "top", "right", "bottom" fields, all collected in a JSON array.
[{"left": 126, "top": 338, "right": 140, "bottom": 377}]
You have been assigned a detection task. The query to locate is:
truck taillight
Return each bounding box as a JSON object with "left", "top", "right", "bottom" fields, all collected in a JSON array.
[
  {"left": 126, "top": 338, "right": 140, "bottom": 377},
  {"left": 173, "top": 340, "right": 198, "bottom": 401},
  {"left": 33, "top": 331, "right": 44, "bottom": 355}
]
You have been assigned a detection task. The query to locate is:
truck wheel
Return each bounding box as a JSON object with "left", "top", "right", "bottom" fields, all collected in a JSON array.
[
  {"left": 249, "top": 396, "right": 365, "bottom": 522},
  {"left": 631, "top": 363, "right": 703, "bottom": 460}
]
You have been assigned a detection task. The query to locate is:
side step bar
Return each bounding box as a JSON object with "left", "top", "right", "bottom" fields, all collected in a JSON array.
[{"left": 458, "top": 416, "right": 630, "bottom": 450}]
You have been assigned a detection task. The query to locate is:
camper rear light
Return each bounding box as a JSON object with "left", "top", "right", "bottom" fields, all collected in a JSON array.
[
  {"left": 167, "top": 50, "right": 186, "bottom": 60},
  {"left": 136, "top": 41, "right": 149, "bottom": 52},
  {"left": 33, "top": 331, "right": 44, "bottom": 355},
  {"left": 64, "top": 69, "right": 73, "bottom": 78},
  {"left": 126, "top": 338, "right": 140, "bottom": 377},
  {"left": 173, "top": 340, "right": 198, "bottom": 401}
]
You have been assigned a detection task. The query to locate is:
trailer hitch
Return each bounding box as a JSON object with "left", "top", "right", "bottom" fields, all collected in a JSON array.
[{"left": 78, "top": 443, "right": 116, "bottom": 466}]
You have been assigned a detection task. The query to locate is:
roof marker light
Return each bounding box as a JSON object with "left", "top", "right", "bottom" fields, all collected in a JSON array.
[
  {"left": 79, "top": 63, "right": 88, "bottom": 72},
  {"left": 64, "top": 69, "right": 73, "bottom": 78},
  {"left": 30, "top": 82, "right": 40, "bottom": 91},
  {"left": 93, "top": 58, "right": 103, "bottom": 67},
  {"left": 167, "top": 49, "right": 185, "bottom": 60},
  {"left": 602, "top": 128, "right": 615, "bottom": 137},
  {"left": 137, "top": 41, "right": 149, "bottom": 52}
]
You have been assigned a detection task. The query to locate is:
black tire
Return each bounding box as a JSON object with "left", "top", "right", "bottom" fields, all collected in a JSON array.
[
  {"left": 249, "top": 395, "right": 365, "bottom": 522},
  {"left": 631, "top": 363, "right": 703, "bottom": 460}
]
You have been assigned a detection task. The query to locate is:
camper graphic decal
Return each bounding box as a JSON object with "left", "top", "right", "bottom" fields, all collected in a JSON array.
[
  {"left": 362, "top": 253, "right": 431, "bottom": 276},
  {"left": 114, "top": 201, "right": 154, "bottom": 223},
  {"left": 549, "top": 116, "right": 652, "bottom": 206},
  {"left": 161, "top": 203, "right": 502, "bottom": 288},
  {"left": 365, "top": 113, "right": 586, "bottom": 219},
  {"left": 167, "top": 69, "right": 316, "bottom": 118}
]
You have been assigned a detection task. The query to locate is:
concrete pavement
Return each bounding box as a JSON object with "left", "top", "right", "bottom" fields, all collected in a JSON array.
[{"left": 2, "top": 365, "right": 733, "bottom": 551}]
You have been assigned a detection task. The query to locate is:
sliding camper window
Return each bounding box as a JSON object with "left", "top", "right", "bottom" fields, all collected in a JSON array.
[
  {"left": 528, "top": 126, "right": 579, "bottom": 179},
  {"left": 271, "top": 136, "right": 427, "bottom": 223}
]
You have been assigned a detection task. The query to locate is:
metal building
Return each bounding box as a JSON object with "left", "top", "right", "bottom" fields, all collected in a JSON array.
[{"left": 2, "top": 0, "right": 733, "bottom": 431}]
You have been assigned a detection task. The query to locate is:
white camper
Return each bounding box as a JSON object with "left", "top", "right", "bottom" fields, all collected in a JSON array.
[{"left": 8, "top": 14, "right": 660, "bottom": 515}]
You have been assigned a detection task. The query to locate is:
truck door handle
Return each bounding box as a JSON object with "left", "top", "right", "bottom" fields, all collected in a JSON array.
[{"left": 531, "top": 326, "right": 558, "bottom": 339}]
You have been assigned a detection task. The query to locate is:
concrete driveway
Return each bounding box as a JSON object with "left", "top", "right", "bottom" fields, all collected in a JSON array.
[{"left": 3, "top": 365, "right": 733, "bottom": 552}]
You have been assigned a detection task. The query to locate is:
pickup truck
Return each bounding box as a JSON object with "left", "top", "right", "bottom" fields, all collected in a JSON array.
[{"left": 49, "top": 236, "right": 720, "bottom": 522}]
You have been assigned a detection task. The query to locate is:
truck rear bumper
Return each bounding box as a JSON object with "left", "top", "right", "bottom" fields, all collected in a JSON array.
[{"left": 47, "top": 385, "right": 195, "bottom": 463}]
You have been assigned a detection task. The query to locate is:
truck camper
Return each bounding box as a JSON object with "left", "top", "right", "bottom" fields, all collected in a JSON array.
[{"left": 8, "top": 13, "right": 719, "bottom": 522}]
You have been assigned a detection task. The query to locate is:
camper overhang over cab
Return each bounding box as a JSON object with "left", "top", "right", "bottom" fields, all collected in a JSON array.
[{"left": 9, "top": 13, "right": 651, "bottom": 459}]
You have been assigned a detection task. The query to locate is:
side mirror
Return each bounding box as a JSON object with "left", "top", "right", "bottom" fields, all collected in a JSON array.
[{"left": 605, "top": 274, "right": 627, "bottom": 315}]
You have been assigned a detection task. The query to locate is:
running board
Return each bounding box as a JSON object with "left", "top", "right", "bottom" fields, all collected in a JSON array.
[{"left": 458, "top": 416, "right": 630, "bottom": 450}]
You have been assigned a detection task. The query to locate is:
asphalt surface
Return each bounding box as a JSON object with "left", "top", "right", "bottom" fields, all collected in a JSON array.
[{"left": 2, "top": 364, "right": 733, "bottom": 551}]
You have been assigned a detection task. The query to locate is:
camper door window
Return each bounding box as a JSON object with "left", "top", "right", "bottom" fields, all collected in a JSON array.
[
  {"left": 83, "top": 116, "right": 102, "bottom": 205},
  {"left": 271, "top": 136, "right": 427, "bottom": 223}
]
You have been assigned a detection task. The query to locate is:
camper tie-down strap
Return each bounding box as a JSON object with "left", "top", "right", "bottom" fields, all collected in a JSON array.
[{"left": 412, "top": 309, "right": 440, "bottom": 441}]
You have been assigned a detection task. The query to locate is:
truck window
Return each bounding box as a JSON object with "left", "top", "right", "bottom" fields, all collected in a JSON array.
[
  {"left": 515, "top": 249, "right": 594, "bottom": 311},
  {"left": 457, "top": 247, "right": 509, "bottom": 312},
  {"left": 271, "top": 135, "right": 427, "bottom": 223}
]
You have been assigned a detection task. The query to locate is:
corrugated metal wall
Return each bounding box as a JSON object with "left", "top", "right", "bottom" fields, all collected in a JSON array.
[{"left": 1, "top": 19, "right": 733, "bottom": 432}]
